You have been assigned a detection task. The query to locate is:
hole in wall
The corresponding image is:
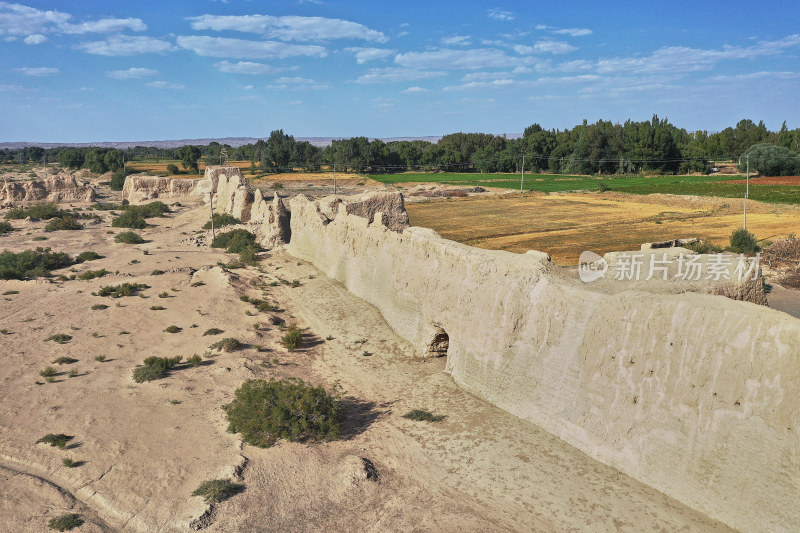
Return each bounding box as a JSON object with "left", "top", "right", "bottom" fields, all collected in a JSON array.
[{"left": 427, "top": 326, "right": 449, "bottom": 358}]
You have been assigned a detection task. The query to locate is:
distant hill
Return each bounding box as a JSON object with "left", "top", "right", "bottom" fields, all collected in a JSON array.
[{"left": 0, "top": 134, "right": 521, "bottom": 150}]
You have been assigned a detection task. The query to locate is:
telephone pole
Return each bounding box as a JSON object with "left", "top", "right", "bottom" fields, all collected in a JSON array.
[
  {"left": 744, "top": 155, "right": 749, "bottom": 230},
  {"left": 520, "top": 153, "right": 525, "bottom": 192},
  {"left": 333, "top": 161, "right": 337, "bottom": 196}
]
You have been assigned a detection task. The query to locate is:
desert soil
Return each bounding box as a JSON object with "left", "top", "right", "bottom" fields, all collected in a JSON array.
[{"left": 0, "top": 198, "right": 738, "bottom": 532}]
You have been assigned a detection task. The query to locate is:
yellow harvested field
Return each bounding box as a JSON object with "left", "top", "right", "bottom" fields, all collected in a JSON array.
[
  {"left": 405, "top": 192, "right": 800, "bottom": 265},
  {"left": 125, "top": 160, "right": 253, "bottom": 174}
]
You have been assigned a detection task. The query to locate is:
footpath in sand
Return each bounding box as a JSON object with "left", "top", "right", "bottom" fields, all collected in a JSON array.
[{"left": 1, "top": 203, "right": 730, "bottom": 532}]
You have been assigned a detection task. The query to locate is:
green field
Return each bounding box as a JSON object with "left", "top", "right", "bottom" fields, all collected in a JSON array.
[{"left": 368, "top": 172, "right": 800, "bottom": 205}]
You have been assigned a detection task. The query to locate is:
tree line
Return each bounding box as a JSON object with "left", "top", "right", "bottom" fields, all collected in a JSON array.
[{"left": 3, "top": 116, "right": 800, "bottom": 177}]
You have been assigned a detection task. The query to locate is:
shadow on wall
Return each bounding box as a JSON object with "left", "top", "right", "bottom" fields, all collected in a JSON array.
[{"left": 426, "top": 326, "right": 449, "bottom": 358}]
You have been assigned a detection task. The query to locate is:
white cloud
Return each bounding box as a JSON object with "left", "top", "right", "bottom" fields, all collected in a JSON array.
[
  {"left": 16, "top": 66, "right": 59, "bottom": 76},
  {"left": 266, "top": 76, "right": 329, "bottom": 89},
  {"left": 215, "top": 60, "right": 283, "bottom": 74},
  {"left": 0, "top": 3, "right": 71, "bottom": 36},
  {"left": 441, "top": 35, "right": 471, "bottom": 47},
  {"left": 552, "top": 27, "right": 592, "bottom": 37},
  {"left": 177, "top": 36, "right": 326, "bottom": 59},
  {"left": 488, "top": 9, "right": 514, "bottom": 21},
  {"left": 106, "top": 67, "right": 158, "bottom": 79},
  {"left": 75, "top": 35, "right": 176, "bottom": 56},
  {"left": 0, "top": 84, "right": 38, "bottom": 92},
  {"left": 402, "top": 86, "right": 428, "bottom": 93},
  {"left": 147, "top": 81, "right": 185, "bottom": 89},
  {"left": 61, "top": 18, "right": 146, "bottom": 34},
  {"left": 23, "top": 33, "right": 46, "bottom": 44},
  {"left": 355, "top": 67, "right": 446, "bottom": 84},
  {"left": 187, "top": 14, "right": 387, "bottom": 43},
  {"left": 704, "top": 71, "right": 800, "bottom": 82},
  {"left": 514, "top": 41, "right": 577, "bottom": 55},
  {"left": 396, "top": 48, "right": 537, "bottom": 70},
  {"left": 345, "top": 47, "right": 394, "bottom": 63}
]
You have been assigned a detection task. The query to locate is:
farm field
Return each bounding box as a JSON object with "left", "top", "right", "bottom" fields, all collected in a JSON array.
[
  {"left": 372, "top": 172, "right": 800, "bottom": 205},
  {"left": 405, "top": 192, "right": 800, "bottom": 265},
  {"left": 125, "top": 159, "right": 253, "bottom": 175}
]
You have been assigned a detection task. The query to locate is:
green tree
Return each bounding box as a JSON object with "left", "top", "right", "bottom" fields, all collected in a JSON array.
[
  {"left": 739, "top": 143, "right": 800, "bottom": 176},
  {"left": 56, "top": 149, "right": 84, "bottom": 170},
  {"left": 177, "top": 145, "right": 201, "bottom": 172}
]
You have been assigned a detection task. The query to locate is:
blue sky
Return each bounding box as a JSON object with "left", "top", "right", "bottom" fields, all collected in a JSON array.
[{"left": 1, "top": 0, "right": 799, "bottom": 143}]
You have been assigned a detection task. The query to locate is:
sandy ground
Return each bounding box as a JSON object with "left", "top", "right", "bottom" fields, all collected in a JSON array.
[{"left": 0, "top": 200, "right": 735, "bottom": 532}]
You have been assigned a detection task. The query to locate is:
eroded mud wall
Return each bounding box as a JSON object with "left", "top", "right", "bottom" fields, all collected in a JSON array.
[{"left": 287, "top": 193, "right": 800, "bottom": 533}]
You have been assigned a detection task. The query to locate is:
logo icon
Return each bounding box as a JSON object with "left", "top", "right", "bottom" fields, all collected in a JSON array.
[{"left": 578, "top": 251, "right": 608, "bottom": 283}]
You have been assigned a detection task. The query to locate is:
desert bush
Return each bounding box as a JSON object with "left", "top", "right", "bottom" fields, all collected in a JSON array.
[
  {"left": 125, "top": 201, "right": 170, "bottom": 218},
  {"left": 165, "top": 325, "right": 182, "bottom": 333},
  {"left": 110, "top": 169, "right": 127, "bottom": 191},
  {"left": 48, "top": 513, "right": 83, "bottom": 531},
  {"left": 402, "top": 409, "right": 446, "bottom": 422},
  {"left": 203, "top": 213, "right": 240, "bottom": 230},
  {"left": 740, "top": 143, "right": 800, "bottom": 176},
  {"left": 132, "top": 355, "right": 182, "bottom": 383},
  {"left": 114, "top": 231, "right": 144, "bottom": 244},
  {"left": 0, "top": 247, "right": 73, "bottom": 280},
  {"left": 210, "top": 337, "right": 242, "bottom": 352},
  {"left": 36, "top": 433, "right": 72, "bottom": 449},
  {"left": 96, "top": 282, "right": 148, "bottom": 297},
  {"left": 91, "top": 303, "right": 108, "bottom": 310},
  {"left": 166, "top": 163, "right": 179, "bottom": 175},
  {"left": 158, "top": 291, "right": 170, "bottom": 298},
  {"left": 224, "top": 378, "right": 342, "bottom": 448},
  {"left": 150, "top": 305, "right": 165, "bottom": 310},
  {"left": 192, "top": 479, "right": 244, "bottom": 504},
  {"left": 3, "top": 290, "right": 19, "bottom": 295},
  {"left": 211, "top": 229, "right": 258, "bottom": 253},
  {"left": 77, "top": 268, "right": 109, "bottom": 280},
  {"left": 40, "top": 366, "right": 58, "bottom": 378},
  {"left": 95, "top": 355, "right": 106, "bottom": 362},
  {"left": 91, "top": 203, "right": 121, "bottom": 211},
  {"left": 764, "top": 235, "right": 800, "bottom": 268},
  {"left": 45, "top": 216, "right": 83, "bottom": 231},
  {"left": 0, "top": 221, "right": 12, "bottom": 234},
  {"left": 53, "top": 356, "right": 78, "bottom": 364},
  {"left": 239, "top": 245, "right": 259, "bottom": 266},
  {"left": 187, "top": 354, "right": 203, "bottom": 367},
  {"left": 111, "top": 211, "right": 146, "bottom": 229},
  {"left": 203, "top": 328, "right": 224, "bottom": 336},
  {"left": 281, "top": 324, "right": 302, "bottom": 352},
  {"left": 191, "top": 281, "right": 205, "bottom": 287},
  {"left": 150, "top": 269, "right": 164, "bottom": 275},
  {"left": 5, "top": 203, "right": 68, "bottom": 220},
  {"left": 75, "top": 251, "right": 102, "bottom": 263},
  {"left": 62, "top": 457, "right": 77, "bottom": 467},
  {"left": 46, "top": 334, "right": 72, "bottom": 344},
  {"left": 729, "top": 228, "right": 760, "bottom": 254}
]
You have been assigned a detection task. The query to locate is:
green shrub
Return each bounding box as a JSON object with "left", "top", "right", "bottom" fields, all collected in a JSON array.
[
  {"left": 40, "top": 366, "right": 58, "bottom": 377},
  {"left": 150, "top": 269, "right": 164, "bottom": 275},
  {"left": 0, "top": 247, "right": 74, "bottom": 280},
  {"left": 95, "top": 355, "right": 106, "bottom": 362},
  {"left": 46, "top": 334, "right": 72, "bottom": 344},
  {"left": 48, "top": 513, "right": 83, "bottom": 531},
  {"left": 684, "top": 240, "right": 723, "bottom": 254},
  {"left": 165, "top": 325, "right": 182, "bottom": 333},
  {"left": 203, "top": 213, "right": 241, "bottom": 230},
  {"left": 729, "top": 228, "right": 760, "bottom": 254},
  {"left": 114, "top": 231, "right": 144, "bottom": 244},
  {"left": 36, "top": 433, "right": 73, "bottom": 449},
  {"left": 62, "top": 457, "right": 77, "bottom": 467},
  {"left": 150, "top": 305, "right": 165, "bottom": 310},
  {"left": 91, "top": 303, "right": 108, "bottom": 310},
  {"left": 239, "top": 245, "right": 259, "bottom": 265},
  {"left": 166, "top": 163, "right": 179, "bottom": 175},
  {"left": 5, "top": 203, "right": 68, "bottom": 220},
  {"left": 281, "top": 324, "right": 302, "bottom": 352},
  {"left": 111, "top": 211, "right": 147, "bottom": 229},
  {"left": 187, "top": 354, "right": 203, "bottom": 367},
  {"left": 203, "top": 328, "right": 224, "bottom": 336},
  {"left": 124, "top": 201, "right": 170, "bottom": 218},
  {"left": 75, "top": 251, "right": 102, "bottom": 263},
  {"left": 402, "top": 409, "right": 446, "bottom": 422},
  {"left": 0, "top": 221, "right": 12, "bottom": 234},
  {"left": 2, "top": 290, "right": 19, "bottom": 295},
  {"left": 96, "top": 282, "right": 148, "bottom": 297},
  {"left": 211, "top": 229, "right": 258, "bottom": 253},
  {"left": 92, "top": 203, "right": 121, "bottom": 211},
  {"left": 210, "top": 337, "right": 242, "bottom": 352},
  {"left": 53, "top": 356, "right": 78, "bottom": 364},
  {"left": 77, "top": 268, "right": 109, "bottom": 280},
  {"left": 45, "top": 216, "right": 83, "bottom": 231},
  {"left": 110, "top": 169, "right": 127, "bottom": 191},
  {"left": 192, "top": 479, "right": 244, "bottom": 504},
  {"left": 132, "top": 356, "right": 182, "bottom": 383},
  {"left": 224, "top": 378, "right": 342, "bottom": 447}
]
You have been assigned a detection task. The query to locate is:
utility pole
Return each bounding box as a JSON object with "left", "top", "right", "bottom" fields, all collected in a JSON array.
[
  {"left": 333, "top": 161, "right": 337, "bottom": 196},
  {"left": 209, "top": 188, "right": 216, "bottom": 242},
  {"left": 520, "top": 153, "right": 525, "bottom": 193},
  {"left": 744, "top": 154, "right": 749, "bottom": 230}
]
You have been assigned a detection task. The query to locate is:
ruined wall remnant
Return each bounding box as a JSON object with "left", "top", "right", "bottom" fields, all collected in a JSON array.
[
  {"left": 122, "top": 175, "right": 198, "bottom": 204},
  {"left": 0, "top": 174, "right": 95, "bottom": 206},
  {"left": 286, "top": 193, "right": 800, "bottom": 533}
]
